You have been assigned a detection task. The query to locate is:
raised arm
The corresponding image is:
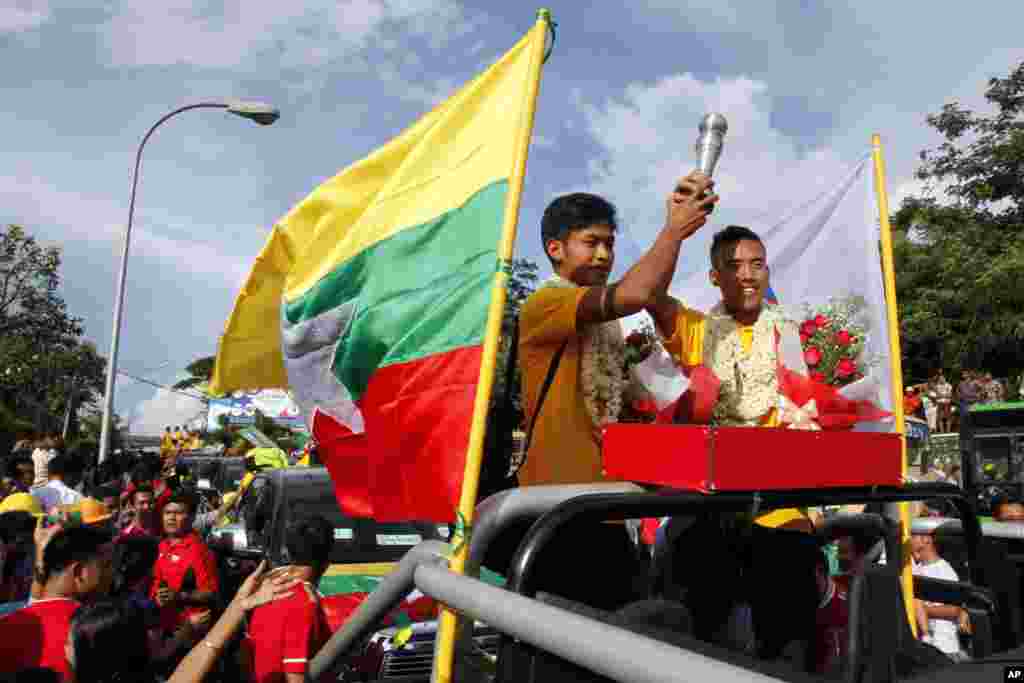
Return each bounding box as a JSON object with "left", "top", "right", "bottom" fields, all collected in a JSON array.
[{"left": 577, "top": 173, "right": 715, "bottom": 328}]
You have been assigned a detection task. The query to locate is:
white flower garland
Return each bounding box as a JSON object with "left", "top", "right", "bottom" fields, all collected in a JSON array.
[
  {"left": 704, "top": 302, "right": 790, "bottom": 426},
  {"left": 540, "top": 275, "right": 626, "bottom": 430}
]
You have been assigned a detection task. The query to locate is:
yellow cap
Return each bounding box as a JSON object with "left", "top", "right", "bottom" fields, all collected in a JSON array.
[
  {"left": 0, "top": 492, "right": 44, "bottom": 517},
  {"left": 78, "top": 498, "right": 113, "bottom": 525}
]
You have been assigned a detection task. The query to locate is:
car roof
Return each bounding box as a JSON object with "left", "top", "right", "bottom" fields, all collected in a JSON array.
[{"left": 262, "top": 466, "right": 331, "bottom": 485}]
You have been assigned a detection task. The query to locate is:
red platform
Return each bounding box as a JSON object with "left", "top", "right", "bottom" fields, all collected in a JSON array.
[{"left": 602, "top": 424, "right": 903, "bottom": 491}]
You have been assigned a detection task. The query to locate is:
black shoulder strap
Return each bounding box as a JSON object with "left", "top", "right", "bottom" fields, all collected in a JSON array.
[{"left": 523, "top": 338, "right": 569, "bottom": 456}]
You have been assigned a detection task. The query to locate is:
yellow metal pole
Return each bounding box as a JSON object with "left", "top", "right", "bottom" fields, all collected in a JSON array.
[
  {"left": 871, "top": 133, "right": 917, "bottom": 636},
  {"left": 431, "top": 12, "right": 551, "bottom": 683}
]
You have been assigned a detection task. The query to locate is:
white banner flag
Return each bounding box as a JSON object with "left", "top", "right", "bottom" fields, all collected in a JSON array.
[{"left": 626, "top": 154, "right": 895, "bottom": 430}]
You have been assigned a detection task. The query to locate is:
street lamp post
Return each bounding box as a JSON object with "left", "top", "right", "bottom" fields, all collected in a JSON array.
[{"left": 98, "top": 100, "right": 279, "bottom": 462}]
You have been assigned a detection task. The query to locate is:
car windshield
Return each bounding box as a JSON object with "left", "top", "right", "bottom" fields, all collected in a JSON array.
[
  {"left": 285, "top": 485, "right": 437, "bottom": 564},
  {"left": 219, "top": 462, "right": 245, "bottom": 491}
]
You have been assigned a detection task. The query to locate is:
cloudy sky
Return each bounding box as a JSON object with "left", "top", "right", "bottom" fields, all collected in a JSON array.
[{"left": 2, "top": 1, "right": 1021, "bottom": 434}]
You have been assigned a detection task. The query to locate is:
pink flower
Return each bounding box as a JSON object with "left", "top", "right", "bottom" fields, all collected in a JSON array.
[
  {"left": 814, "top": 314, "right": 830, "bottom": 328},
  {"left": 836, "top": 358, "right": 857, "bottom": 378},
  {"left": 810, "top": 371, "right": 827, "bottom": 383},
  {"left": 835, "top": 329, "right": 854, "bottom": 347},
  {"left": 800, "top": 320, "right": 818, "bottom": 337},
  {"left": 804, "top": 346, "right": 823, "bottom": 367},
  {"left": 800, "top": 332, "right": 810, "bottom": 344}
]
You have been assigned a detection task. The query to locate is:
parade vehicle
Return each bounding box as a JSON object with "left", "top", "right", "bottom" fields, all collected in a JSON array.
[
  {"left": 208, "top": 467, "right": 499, "bottom": 681},
  {"left": 306, "top": 458, "right": 1021, "bottom": 683},
  {"left": 960, "top": 401, "right": 1024, "bottom": 516}
]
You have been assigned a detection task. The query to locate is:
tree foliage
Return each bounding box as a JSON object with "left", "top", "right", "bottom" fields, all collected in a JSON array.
[
  {"left": 492, "top": 258, "right": 539, "bottom": 419},
  {"left": 0, "top": 225, "right": 107, "bottom": 435},
  {"left": 172, "top": 355, "right": 215, "bottom": 394},
  {"left": 1, "top": 225, "right": 82, "bottom": 342},
  {"left": 895, "top": 61, "right": 1024, "bottom": 383}
]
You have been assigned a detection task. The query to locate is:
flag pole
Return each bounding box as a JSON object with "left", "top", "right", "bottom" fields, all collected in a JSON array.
[
  {"left": 431, "top": 11, "right": 552, "bottom": 683},
  {"left": 871, "top": 133, "right": 917, "bottom": 636}
]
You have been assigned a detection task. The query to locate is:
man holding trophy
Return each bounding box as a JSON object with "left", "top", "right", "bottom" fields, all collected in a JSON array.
[{"left": 519, "top": 113, "right": 813, "bottom": 530}]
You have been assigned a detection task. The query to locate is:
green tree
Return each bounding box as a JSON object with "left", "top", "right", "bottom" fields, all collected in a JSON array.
[
  {"left": 492, "top": 258, "right": 539, "bottom": 418},
  {"left": 894, "top": 61, "right": 1024, "bottom": 383},
  {"left": 0, "top": 225, "right": 82, "bottom": 341},
  {"left": 172, "top": 355, "right": 215, "bottom": 394},
  {"left": 0, "top": 226, "right": 105, "bottom": 433}
]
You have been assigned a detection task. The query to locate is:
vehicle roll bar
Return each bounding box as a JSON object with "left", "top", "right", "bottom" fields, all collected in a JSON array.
[
  {"left": 310, "top": 483, "right": 644, "bottom": 679},
  {"left": 506, "top": 483, "right": 981, "bottom": 598},
  {"left": 308, "top": 540, "right": 451, "bottom": 681},
  {"left": 912, "top": 516, "right": 1024, "bottom": 540},
  {"left": 414, "top": 561, "right": 790, "bottom": 683}
]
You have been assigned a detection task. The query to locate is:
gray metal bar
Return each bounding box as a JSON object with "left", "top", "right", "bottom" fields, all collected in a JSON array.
[
  {"left": 912, "top": 516, "right": 1024, "bottom": 540},
  {"left": 415, "top": 562, "right": 786, "bottom": 683},
  {"left": 464, "top": 482, "right": 646, "bottom": 575},
  {"left": 307, "top": 540, "right": 450, "bottom": 681},
  {"left": 439, "top": 482, "right": 645, "bottom": 677}
]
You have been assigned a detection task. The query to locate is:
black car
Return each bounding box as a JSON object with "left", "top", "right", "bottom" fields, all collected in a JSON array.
[
  {"left": 215, "top": 467, "right": 443, "bottom": 567},
  {"left": 212, "top": 456, "right": 246, "bottom": 495}
]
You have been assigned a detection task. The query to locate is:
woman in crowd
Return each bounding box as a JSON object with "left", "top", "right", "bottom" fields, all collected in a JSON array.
[{"left": 63, "top": 560, "right": 296, "bottom": 683}]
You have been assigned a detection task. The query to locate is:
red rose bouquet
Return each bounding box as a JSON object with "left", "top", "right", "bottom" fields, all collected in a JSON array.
[{"left": 798, "top": 297, "right": 873, "bottom": 388}]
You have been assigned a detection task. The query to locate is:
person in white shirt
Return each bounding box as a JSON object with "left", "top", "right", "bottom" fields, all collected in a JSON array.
[
  {"left": 910, "top": 530, "right": 968, "bottom": 661},
  {"left": 31, "top": 454, "right": 83, "bottom": 514}
]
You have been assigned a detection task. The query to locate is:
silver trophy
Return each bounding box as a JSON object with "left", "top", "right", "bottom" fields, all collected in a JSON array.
[{"left": 695, "top": 113, "right": 728, "bottom": 177}]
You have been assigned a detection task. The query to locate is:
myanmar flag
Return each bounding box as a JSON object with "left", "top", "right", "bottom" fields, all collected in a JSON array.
[{"left": 211, "top": 22, "right": 547, "bottom": 523}]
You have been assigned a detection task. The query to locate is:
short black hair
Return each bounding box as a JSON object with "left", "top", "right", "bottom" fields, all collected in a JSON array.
[
  {"left": 846, "top": 530, "right": 881, "bottom": 558},
  {"left": 130, "top": 463, "right": 153, "bottom": 486},
  {"left": 0, "top": 511, "right": 36, "bottom": 544},
  {"left": 47, "top": 454, "right": 68, "bottom": 477},
  {"left": 284, "top": 515, "right": 334, "bottom": 569},
  {"left": 164, "top": 491, "right": 197, "bottom": 516},
  {"left": 709, "top": 225, "right": 764, "bottom": 270},
  {"left": 94, "top": 483, "right": 121, "bottom": 500},
  {"left": 7, "top": 455, "right": 32, "bottom": 477},
  {"left": 540, "top": 193, "right": 618, "bottom": 263},
  {"left": 42, "top": 525, "right": 113, "bottom": 581},
  {"left": 111, "top": 536, "right": 160, "bottom": 596}
]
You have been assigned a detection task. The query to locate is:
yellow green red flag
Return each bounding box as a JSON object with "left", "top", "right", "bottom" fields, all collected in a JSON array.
[{"left": 211, "top": 21, "right": 547, "bottom": 522}]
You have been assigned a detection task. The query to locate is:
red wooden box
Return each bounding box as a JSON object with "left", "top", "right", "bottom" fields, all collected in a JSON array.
[{"left": 602, "top": 424, "right": 903, "bottom": 491}]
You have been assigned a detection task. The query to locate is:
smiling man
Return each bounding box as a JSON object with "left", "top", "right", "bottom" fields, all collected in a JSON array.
[
  {"left": 518, "top": 172, "right": 716, "bottom": 487},
  {"left": 654, "top": 224, "right": 786, "bottom": 427}
]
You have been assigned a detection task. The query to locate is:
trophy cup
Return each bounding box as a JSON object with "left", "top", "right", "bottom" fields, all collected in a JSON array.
[{"left": 695, "top": 113, "right": 728, "bottom": 177}]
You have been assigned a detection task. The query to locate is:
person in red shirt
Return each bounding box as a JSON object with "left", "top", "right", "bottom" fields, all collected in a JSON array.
[
  {"left": 244, "top": 515, "right": 334, "bottom": 683},
  {"left": 150, "top": 492, "right": 219, "bottom": 644},
  {"left": 0, "top": 524, "right": 114, "bottom": 680},
  {"left": 121, "top": 463, "right": 172, "bottom": 521},
  {"left": 118, "top": 485, "right": 159, "bottom": 539}
]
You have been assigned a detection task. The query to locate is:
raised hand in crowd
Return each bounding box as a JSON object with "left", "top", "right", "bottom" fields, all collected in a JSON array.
[{"left": 167, "top": 560, "right": 299, "bottom": 683}]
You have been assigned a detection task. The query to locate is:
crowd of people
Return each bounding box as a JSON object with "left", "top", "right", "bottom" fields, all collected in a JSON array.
[
  {"left": 0, "top": 436, "right": 334, "bottom": 682},
  {"left": 905, "top": 369, "right": 1021, "bottom": 434}
]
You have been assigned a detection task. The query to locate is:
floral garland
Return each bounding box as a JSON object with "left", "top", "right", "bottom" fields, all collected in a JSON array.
[
  {"left": 704, "top": 302, "right": 790, "bottom": 426},
  {"left": 540, "top": 275, "right": 626, "bottom": 430}
]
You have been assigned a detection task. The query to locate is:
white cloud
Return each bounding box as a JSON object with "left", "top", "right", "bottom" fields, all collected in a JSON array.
[
  {"left": 98, "top": 0, "right": 466, "bottom": 70},
  {"left": 0, "top": 169, "right": 251, "bottom": 286},
  {"left": 129, "top": 386, "right": 205, "bottom": 436},
  {"left": 0, "top": 1, "right": 50, "bottom": 33},
  {"left": 582, "top": 73, "right": 852, "bottom": 271}
]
